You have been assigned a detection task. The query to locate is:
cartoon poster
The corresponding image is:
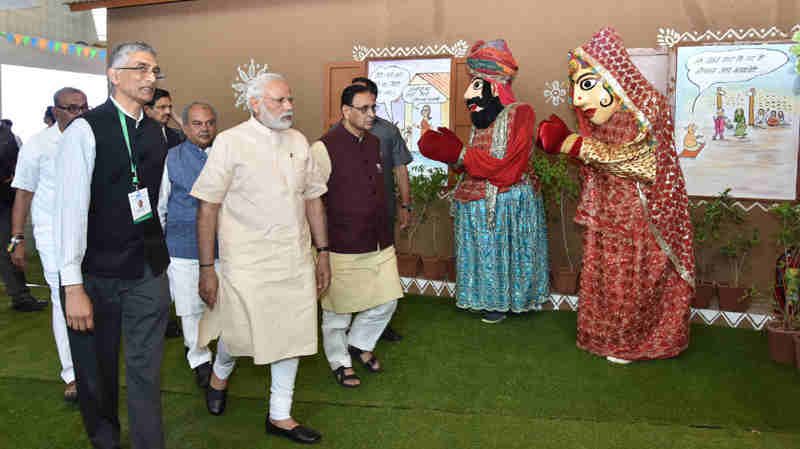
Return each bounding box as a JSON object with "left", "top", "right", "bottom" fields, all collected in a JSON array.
[
  {"left": 673, "top": 42, "right": 800, "bottom": 200},
  {"left": 367, "top": 58, "right": 451, "bottom": 172}
]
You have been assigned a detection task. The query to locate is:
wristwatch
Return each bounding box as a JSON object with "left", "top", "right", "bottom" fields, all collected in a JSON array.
[
  {"left": 401, "top": 203, "right": 413, "bottom": 211},
  {"left": 7, "top": 234, "right": 24, "bottom": 253}
]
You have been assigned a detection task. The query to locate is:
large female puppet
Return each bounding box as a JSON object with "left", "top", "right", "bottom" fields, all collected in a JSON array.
[{"left": 537, "top": 28, "right": 695, "bottom": 363}]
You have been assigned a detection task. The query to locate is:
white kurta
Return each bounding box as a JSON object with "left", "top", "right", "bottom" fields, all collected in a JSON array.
[
  {"left": 191, "top": 117, "right": 327, "bottom": 365},
  {"left": 12, "top": 124, "right": 75, "bottom": 384},
  {"left": 12, "top": 124, "right": 62, "bottom": 272}
]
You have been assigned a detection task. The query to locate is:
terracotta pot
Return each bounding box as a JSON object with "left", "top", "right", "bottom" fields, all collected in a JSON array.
[
  {"left": 692, "top": 281, "right": 715, "bottom": 309},
  {"left": 552, "top": 267, "right": 579, "bottom": 295},
  {"left": 717, "top": 286, "right": 750, "bottom": 312},
  {"left": 396, "top": 253, "right": 421, "bottom": 277},
  {"left": 766, "top": 320, "right": 799, "bottom": 365},
  {"left": 794, "top": 335, "right": 800, "bottom": 372},
  {"left": 446, "top": 256, "right": 457, "bottom": 282},
  {"left": 421, "top": 256, "right": 447, "bottom": 280}
]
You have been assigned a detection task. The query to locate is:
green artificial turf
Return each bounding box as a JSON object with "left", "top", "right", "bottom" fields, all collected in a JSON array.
[{"left": 1, "top": 261, "right": 799, "bottom": 449}]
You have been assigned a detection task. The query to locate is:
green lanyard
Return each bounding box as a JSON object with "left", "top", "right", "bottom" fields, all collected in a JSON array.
[{"left": 117, "top": 108, "right": 140, "bottom": 188}]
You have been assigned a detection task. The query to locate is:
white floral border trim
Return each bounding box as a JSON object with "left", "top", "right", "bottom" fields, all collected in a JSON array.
[
  {"left": 689, "top": 199, "right": 781, "bottom": 213},
  {"left": 401, "top": 277, "right": 772, "bottom": 330},
  {"left": 353, "top": 40, "right": 469, "bottom": 61},
  {"left": 543, "top": 80, "right": 568, "bottom": 106},
  {"left": 657, "top": 25, "right": 800, "bottom": 48},
  {"left": 232, "top": 58, "right": 270, "bottom": 111}
]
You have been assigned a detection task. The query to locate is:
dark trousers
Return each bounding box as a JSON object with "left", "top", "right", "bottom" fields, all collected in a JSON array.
[
  {"left": 63, "top": 265, "right": 170, "bottom": 449},
  {"left": 0, "top": 204, "right": 30, "bottom": 298}
]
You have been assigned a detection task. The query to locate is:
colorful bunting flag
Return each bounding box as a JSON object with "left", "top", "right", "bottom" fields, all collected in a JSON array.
[{"left": 1, "top": 32, "right": 105, "bottom": 62}]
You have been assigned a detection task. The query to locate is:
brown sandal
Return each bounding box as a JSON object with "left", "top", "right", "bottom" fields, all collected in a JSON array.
[
  {"left": 332, "top": 366, "right": 360, "bottom": 388},
  {"left": 347, "top": 345, "right": 382, "bottom": 373}
]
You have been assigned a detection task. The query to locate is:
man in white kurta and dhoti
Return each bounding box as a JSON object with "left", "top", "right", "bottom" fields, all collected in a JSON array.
[{"left": 192, "top": 69, "right": 330, "bottom": 445}]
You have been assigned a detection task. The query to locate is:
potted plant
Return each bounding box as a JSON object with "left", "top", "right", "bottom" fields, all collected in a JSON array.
[
  {"left": 691, "top": 189, "right": 743, "bottom": 308},
  {"left": 794, "top": 334, "right": 800, "bottom": 371},
  {"left": 405, "top": 165, "right": 448, "bottom": 279},
  {"left": 717, "top": 226, "right": 759, "bottom": 312},
  {"left": 768, "top": 32, "right": 800, "bottom": 368},
  {"left": 529, "top": 152, "right": 580, "bottom": 294},
  {"left": 691, "top": 210, "right": 715, "bottom": 308},
  {"left": 766, "top": 202, "right": 800, "bottom": 365}
]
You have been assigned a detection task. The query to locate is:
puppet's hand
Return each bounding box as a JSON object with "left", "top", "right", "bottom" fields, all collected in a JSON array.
[
  {"left": 418, "top": 127, "right": 463, "bottom": 164},
  {"left": 536, "top": 114, "right": 572, "bottom": 155}
]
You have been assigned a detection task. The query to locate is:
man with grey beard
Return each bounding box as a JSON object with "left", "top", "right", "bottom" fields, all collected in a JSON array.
[{"left": 192, "top": 73, "right": 329, "bottom": 444}]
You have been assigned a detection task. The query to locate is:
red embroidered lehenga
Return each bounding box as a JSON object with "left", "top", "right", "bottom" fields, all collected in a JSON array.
[{"left": 568, "top": 29, "right": 695, "bottom": 360}]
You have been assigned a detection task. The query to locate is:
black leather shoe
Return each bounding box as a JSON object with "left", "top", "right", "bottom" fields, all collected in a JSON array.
[
  {"left": 11, "top": 294, "right": 47, "bottom": 312},
  {"left": 206, "top": 386, "right": 227, "bottom": 416},
  {"left": 265, "top": 419, "right": 321, "bottom": 444},
  {"left": 165, "top": 318, "right": 182, "bottom": 338},
  {"left": 380, "top": 325, "right": 403, "bottom": 342},
  {"left": 194, "top": 362, "right": 211, "bottom": 389}
]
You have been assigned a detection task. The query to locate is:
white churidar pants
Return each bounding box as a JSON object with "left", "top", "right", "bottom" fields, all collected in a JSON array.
[
  {"left": 45, "top": 270, "right": 74, "bottom": 384},
  {"left": 167, "top": 257, "right": 235, "bottom": 370},
  {"left": 213, "top": 352, "right": 297, "bottom": 421},
  {"left": 267, "top": 357, "right": 299, "bottom": 421},
  {"left": 321, "top": 299, "right": 397, "bottom": 370}
]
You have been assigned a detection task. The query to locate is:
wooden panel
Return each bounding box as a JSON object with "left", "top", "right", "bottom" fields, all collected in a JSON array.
[
  {"left": 449, "top": 60, "right": 471, "bottom": 188},
  {"left": 454, "top": 124, "right": 471, "bottom": 144},
  {"left": 323, "top": 61, "right": 365, "bottom": 131},
  {"left": 453, "top": 58, "right": 471, "bottom": 127},
  {"left": 67, "top": 0, "right": 192, "bottom": 11}
]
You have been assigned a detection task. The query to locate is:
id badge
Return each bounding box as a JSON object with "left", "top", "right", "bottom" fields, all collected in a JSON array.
[{"left": 128, "top": 187, "right": 153, "bottom": 223}]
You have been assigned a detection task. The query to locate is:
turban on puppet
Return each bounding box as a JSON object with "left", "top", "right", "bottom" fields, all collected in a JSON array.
[{"left": 466, "top": 39, "right": 518, "bottom": 106}]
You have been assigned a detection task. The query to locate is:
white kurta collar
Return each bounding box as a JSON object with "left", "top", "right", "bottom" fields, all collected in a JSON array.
[{"left": 110, "top": 95, "right": 144, "bottom": 126}]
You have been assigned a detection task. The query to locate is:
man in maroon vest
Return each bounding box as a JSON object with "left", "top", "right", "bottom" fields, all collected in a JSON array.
[{"left": 310, "top": 84, "right": 404, "bottom": 388}]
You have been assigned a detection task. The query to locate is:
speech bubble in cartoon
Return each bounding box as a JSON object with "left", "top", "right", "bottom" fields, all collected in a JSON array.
[
  {"left": 686, "top": 48, "right": 788, "bottom": 112},
  {"left": 402, "top": 84, "right": 447, "bottom": 104},
  {"left": 370, "top": 65, "right": 411, "bottom": 122}
]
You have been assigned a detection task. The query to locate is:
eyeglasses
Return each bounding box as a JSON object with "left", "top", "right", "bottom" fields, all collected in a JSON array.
[
  {"left": 55, "top": 104, "right": 89, "bottom": 114},
  {"left": 115, "top": 64, "right": 165, "bottom": 80},
  {"left": 348, "top": 104, "right": 377, "bottom": 114}
]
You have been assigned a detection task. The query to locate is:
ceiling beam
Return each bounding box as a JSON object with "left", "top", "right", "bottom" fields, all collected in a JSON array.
[{"left": 67, "top": 0, "right": 191, "bottom": 11}]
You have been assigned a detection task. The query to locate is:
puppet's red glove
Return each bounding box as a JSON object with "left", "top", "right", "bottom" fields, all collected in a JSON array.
[
  {"left": 536, "top": 114, "right": 572, "bottom": 155},
  {"left": 418, "top": 127, "right": 463, "bottom": 164}
]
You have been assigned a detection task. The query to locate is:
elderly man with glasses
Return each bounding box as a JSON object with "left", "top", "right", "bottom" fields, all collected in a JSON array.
[
  {"left": 191, "top": 70, "right": 328, "bottom": 444},
  {"left": 10, "top": 87, "right": 88, "bottom": 401},
  {"left": 156, "top": 101, "right": 235, "bottom": 407},
  {"left": 53, "top": 41, "right": 171, "bottom": 449},
  {"left": 309, "top": 84, "right": 404, "bottom": 389}
]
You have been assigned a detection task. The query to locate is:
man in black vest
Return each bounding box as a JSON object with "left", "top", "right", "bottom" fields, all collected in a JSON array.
[
  {"left": 54, "top": 41, "right": 171, "bottom": 449},
  {"left": 310, "top": 85, "right": 404, "bottom": 388},
  {"left": 350, "top": 77, "right": 412, "bottom": 342}
]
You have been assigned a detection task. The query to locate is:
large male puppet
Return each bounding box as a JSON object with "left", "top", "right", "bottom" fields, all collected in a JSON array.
[
  {"left": 419, "top": 40, "right": 549, "bottom": 324},
  {"left": 536, "top": 28, "right": 695, "bottom": 363}
]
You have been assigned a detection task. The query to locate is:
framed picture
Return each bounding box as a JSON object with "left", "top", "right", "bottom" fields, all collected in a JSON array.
[
  {"left": 367, "top": 57, "right": 454, "bottom": 172},
  {"left": 669, "top": 41, "right": 800, "bottom": 200}
]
